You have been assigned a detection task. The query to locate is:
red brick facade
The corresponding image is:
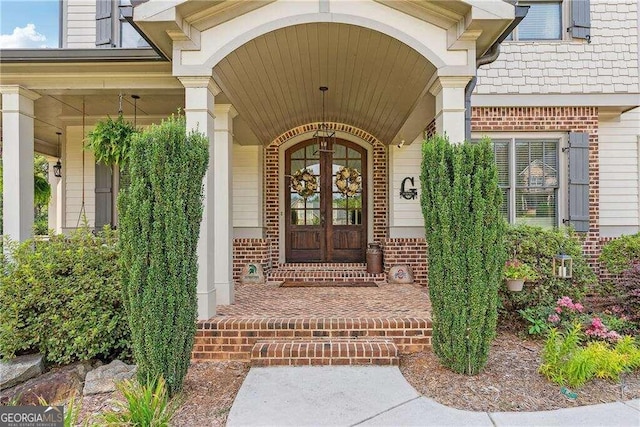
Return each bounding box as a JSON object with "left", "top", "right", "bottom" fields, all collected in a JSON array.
[
  {"left": 472, "top": 106, "right": 602, "bottom": 272},
  {"left": 382, "top": 238, "right": 429, "bottom": 286}
]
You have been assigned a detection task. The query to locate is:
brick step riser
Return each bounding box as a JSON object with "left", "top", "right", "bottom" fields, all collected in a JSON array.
[
  {"left": 192, "top": 329, "right": 431, "bottom": 361},
  {"left": 250, "top": 339, "right": 399, "bottom": 367},
  {"left": 267, "top": 275, "right": 386, "bottom": 281}
]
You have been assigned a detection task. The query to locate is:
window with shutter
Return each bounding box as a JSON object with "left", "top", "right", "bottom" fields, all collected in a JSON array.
[
  {"left": 568, "top": 132, "right": 590, "bottom": 232},
  {"left": 505, "top": 1, "right": 562, "bottom": 41}
]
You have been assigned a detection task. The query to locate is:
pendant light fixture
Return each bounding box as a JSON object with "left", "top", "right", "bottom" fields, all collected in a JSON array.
[
  {"left": 53, "top": 131, "right": 62, "bottom": 178},
  {"left": 131, "top": 94, "right": 140, "bottom": 127},
  {"left": 313, "top": 86, "right": 335, "bottom": 152}
]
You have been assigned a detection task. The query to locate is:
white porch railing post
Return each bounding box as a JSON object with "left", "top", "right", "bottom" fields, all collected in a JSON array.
[
  {"left": 180, "top": 77, "right": 220, "bottom": 320},
  {"left": 213, "top": 105, "right": 238, "bottom": 305},
  {"left": 1, "top": 86, "right": 40, "bottom": 242}
]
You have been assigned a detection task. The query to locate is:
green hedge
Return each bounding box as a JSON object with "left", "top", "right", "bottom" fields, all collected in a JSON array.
[
  {"left": 420, "top": 135, "right": 506, "bottom": 375},
  {"left": 501, "top": 225, "right": 597, "bottom": 312},
  {"left": 119, "top": 114, "right": 209, "bottom": 396},
  {"left": 600, "top": 232, "right": 640, "bottom": 275},
  {"left": 0, "top": 227, "right": 130, "bottom": 364}
]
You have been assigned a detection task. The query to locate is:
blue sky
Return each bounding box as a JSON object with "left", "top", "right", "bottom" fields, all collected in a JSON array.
[{"left": 0, "top": 0, "right": 59, "bottom": 48}]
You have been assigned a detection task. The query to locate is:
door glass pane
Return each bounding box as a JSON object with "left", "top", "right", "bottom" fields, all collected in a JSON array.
[
  {"left": 333, "top": 192, "right": 347, "bottom": 209},
  {"left": 291, "top": 193, "right": 304, "bottom": 209},
  {"left": 306, "top": 194, "right": 320, "bottom": 209},
  {"left": 348, "top": 148, "right": 359, "bottom": 158},
  {"left": 306, "top": 144, "right": 319, "bottom": 159},
  {"left": 347, "top": 159, "right": 361, "bottom": 171},
  {"left": 333, "top": 209, "right": 348, "bottom": 225},
  {"left": 291, "top": 209, "right": 304, "bottom": 225},
  {"left": 291, "top": 160, "right": 305, "bottom": 173},
  {"left": 306, "top": 210, "right": 320, "bottom": 225},
  {"left": 334, "top": 144, "right": 346, "bottom": 158},
  {"left": 291, "top": 147, "right": 305, "bottom": 159},
  {"left": 348, "top": 209, "right": 362, "bottom": 225}
]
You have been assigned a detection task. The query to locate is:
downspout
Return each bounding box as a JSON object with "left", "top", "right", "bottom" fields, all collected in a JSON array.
[{"left": 465, "top": 5, "right": 529, "bottom": 141}]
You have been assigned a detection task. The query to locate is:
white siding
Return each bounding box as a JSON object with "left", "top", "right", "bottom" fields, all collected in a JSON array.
[
  {"left": 389, "top": 139, "right": 424, "bottom": 235},
  {"left": 232, "top": 144, "right": 262, "bottom": 228},
  {"left": 599, "top": 107, "right": 640, "bottom": 237},
  {"left": 64, "top": 0, "right": 96, "bottom": 48},
  {"left": 476, "top": 0, "right": 639, "bottom": 95},
  {"left": 63, "top": 126, "right": 95, "bottom": 229}
]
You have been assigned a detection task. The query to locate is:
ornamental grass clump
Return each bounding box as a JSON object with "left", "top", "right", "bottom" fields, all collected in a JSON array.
[
  {"left": 420, "top": 135, "right": 506, "bottom": 375},
  {"left": 118, "top": 114, "right": 208, "bottom": 396}
]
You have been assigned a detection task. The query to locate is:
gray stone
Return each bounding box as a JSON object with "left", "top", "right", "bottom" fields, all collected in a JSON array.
[
  {"left": 0, "top": 354, "right": 44, "bottom": 391},
  {"left": 0, "top": 361, "right": 91, "bottom": 405},
  {"left": 240, "top": 263, "right": 265, "bottom": 284},
  {"left": 82, "top": 360, "right": 137, "bottom": 396},
  {"left": 388, "top": 265, "right": 414, "bottom": 284}
]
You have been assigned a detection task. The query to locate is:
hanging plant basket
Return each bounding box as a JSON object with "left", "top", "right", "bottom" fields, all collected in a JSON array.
[
  {"left": 505, "top": 278, "right": 525, "bottom": 292},
  {"left": 85, "top": 114, "right": 136, "bottom": 166},
  {"left": 335, "top": 166, "right": 361, "bottom": 197},
  {"left": 290, "top": 169, "right": 318, "bottom": 198}
]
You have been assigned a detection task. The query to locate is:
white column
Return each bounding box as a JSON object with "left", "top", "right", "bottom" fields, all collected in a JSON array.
[
  {"left": 180, "top": 76, "right": 220, "bottom": 320},
  {"left": 213, "top": 105, "right": 238, "bottom": 305},
  {"left": 428, "top": 76, "right": 471, "bottom": 144},
  {"left": 1, "top": 86, "right": 40, "bottom": 242},
  {"left": 47, "top": 160, "right": 62, "bottom": 234}
]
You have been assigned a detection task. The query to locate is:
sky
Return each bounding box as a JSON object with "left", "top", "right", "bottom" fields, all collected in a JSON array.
[{"left": 0, "top": 0, "right": 60, "bottom": 48}]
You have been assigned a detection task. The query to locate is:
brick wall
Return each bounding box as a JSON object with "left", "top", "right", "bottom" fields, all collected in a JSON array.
[
  {"left": 233, "top": 238, "right": 271, "bottom": 281},
  {"left": 383, "top": 238, "right": 429, "bottom": 286},
  {"left": 472, "top": 106, "right": 601, "bottom": 271}
]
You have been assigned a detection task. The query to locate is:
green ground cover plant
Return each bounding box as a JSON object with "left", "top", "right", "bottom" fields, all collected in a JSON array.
[
  {"left": 119, "top": 114, "right": 208, "bottom": 396},
  {"left": 420, "top": 135, "right": 505, "bottom": 375},
  {"left": 0, "top": 227, "right": 129, "bottom": 364}
]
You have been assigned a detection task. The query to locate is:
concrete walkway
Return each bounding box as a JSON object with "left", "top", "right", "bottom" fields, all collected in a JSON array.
[{"left": 227, "top": 366, "right": 640, "bottom": 427}]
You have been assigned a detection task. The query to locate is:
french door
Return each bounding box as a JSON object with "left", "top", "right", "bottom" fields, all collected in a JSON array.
[{"left": 285, "top": 139, "right": 367, "bottom": 262}]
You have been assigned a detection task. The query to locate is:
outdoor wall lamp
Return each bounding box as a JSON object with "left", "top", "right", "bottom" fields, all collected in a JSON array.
[{"left": 53, "top": 131, "right": 63, "bottom": 177}]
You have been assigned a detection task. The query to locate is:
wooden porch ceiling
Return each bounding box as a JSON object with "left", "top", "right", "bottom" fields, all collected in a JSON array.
[{"left": 213, "top": 22, "right": 436, "bottom": 145}]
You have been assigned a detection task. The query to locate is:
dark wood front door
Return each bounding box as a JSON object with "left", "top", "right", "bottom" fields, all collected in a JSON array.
[{"left": 285, "top": 139, "right": 367, "bottom": 262}]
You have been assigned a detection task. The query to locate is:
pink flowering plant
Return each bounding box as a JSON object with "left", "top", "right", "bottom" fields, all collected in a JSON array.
[
  {"left": 503, "top": 259, "right": 538, "bottom": 281},
  {"left": 546, "top": 296, "right": 585, "bottom": 330},
  {"left": 585, "top": 317, "right": 621, "bottom": 343}
]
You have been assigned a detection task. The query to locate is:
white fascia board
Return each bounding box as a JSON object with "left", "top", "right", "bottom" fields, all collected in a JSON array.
[{"left": 466, "top": 0, "right": 515, "bottom": 20}]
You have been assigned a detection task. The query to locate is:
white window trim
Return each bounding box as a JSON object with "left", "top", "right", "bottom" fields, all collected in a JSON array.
[{"left": 471, "top": 132, "right": 568, "bottom": 227}]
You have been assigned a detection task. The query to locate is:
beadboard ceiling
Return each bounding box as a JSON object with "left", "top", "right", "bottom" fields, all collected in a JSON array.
[{"left": 213, "top": 22, "right": 436, "bottom": 145}]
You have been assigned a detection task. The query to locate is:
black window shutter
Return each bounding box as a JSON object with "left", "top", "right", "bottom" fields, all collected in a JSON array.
[
  {"left": 95, "top": 162, "right": 113, "bottom": 229},
  {"left": 96, "top": 0, "right": 113, "bottom": 48},
  {"left": 568, "top": 132, "right": 590, "bottom": 232},
  {"left": 570, "top": 0, "right": 591, "bottom": 42}
]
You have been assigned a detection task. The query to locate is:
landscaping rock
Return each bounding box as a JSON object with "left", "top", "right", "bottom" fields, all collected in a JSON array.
[
  {"left": 388, "top": 265, "right": 414, "bottom": 284},
  {"left": 83, "top": 360, "right": 137, "bottom": 396},
  {"left": 0, "top": 354, "right": 44, "bottom": 391},
  {"left": 0, "top": 361, "right": 91, "bottom": 405}
]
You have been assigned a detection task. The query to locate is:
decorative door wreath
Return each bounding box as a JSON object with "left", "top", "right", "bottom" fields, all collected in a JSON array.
[
  {"left": 335, "top": 166, "right": 361, "bottom": 197},
  {"left": 290, "top": 169, "right": 318, "bottom": 198}
]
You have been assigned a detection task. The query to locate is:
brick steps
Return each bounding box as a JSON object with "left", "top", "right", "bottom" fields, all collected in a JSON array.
[
  {"left": 268, "top": 262, "right": 386, "bottom": 283},
  {"left": 193, "top": 317, "right": 432, "bottom": 361},
  {"left": 250, "top": 338, "right": 398, "bottom": 366}
]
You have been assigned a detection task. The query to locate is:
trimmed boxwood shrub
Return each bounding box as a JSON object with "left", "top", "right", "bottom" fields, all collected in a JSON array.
[
  {"left": 501, "top": 225, "right": 597, "bottom": 312},
  {"left": 0, "top": 227, "right": 130, "bottom": 364},
  {"left": 600, "top": 232, "right": 640, "bottom": 275},
  {"left": 119, "top": 114, "right": 208, "bottom": 396},
  {"left": 420, "top": 135, "right": 506, "bottom": 375}
]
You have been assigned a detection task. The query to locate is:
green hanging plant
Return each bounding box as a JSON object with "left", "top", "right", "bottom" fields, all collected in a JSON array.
[{"left": 86, "top": 114, "right": 136, "bottom": 166}]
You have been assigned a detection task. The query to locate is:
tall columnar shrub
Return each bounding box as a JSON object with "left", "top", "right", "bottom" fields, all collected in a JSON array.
[
  {"left": 118, "top": 115, "right": 209, "bottom": 396},
  {"left": 420, "top": 135, "right": 506, "bottom": 375}
]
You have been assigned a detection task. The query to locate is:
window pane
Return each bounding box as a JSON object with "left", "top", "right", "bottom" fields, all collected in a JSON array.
[
  {"left": 493, "top": 141, "right": 509, "bottom": 187},
  {"left": 120, "top": 21, "right": 150, "bottom": 48},
  {"left": 515, "top": 189, "right": 556, "bottom": 227},
  {"left": 499, "top": 188, "right": 509, "bottom": 220},
  {"left": 518, "top": 2, "right": 562, "bottom": 40}
]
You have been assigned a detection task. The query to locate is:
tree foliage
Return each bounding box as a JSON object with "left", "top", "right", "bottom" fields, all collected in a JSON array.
[
  {"left": 420, "top": 135, "right": 506, "bottom": 375},
  {"left": 118, "top": 114, "right": 208, "bottom": 396}
]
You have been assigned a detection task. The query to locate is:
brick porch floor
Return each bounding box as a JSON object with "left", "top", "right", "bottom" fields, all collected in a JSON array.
[{"left": 193, "top": 282, "right": 433, "bottom": 361}]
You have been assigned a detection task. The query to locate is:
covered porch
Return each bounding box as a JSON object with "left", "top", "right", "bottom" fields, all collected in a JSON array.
[{"left": 1, "top": 0, "right": 519, "bottom": 323}]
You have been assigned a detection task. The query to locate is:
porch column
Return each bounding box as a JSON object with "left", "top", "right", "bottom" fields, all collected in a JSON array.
[
  {"left": 47, "top": 160, "right": 63, "bottom": 234},
  {"left": 428, "top": 76, "right": 471, "bottom": 144},
  {"left": 180, "top": 76, "right": 220, "bottom": 320},
  {"left": 213, "top": 105, "right": 238, "bottom": 305},
  {"left": 1, "top": 86, "right": 40, "bottom": 242}
]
